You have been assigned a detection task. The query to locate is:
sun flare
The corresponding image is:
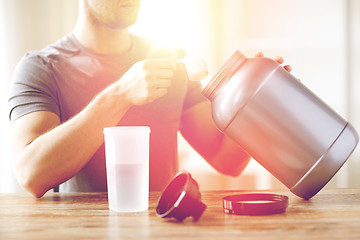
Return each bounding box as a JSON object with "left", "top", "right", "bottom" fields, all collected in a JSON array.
[{"left": 130, "top": 0, "right": 206, "bottom": 53}]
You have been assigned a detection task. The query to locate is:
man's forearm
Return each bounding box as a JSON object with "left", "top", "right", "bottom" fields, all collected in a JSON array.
[{"left": 12, "top": 86, "right": 131, "bottom": 198}]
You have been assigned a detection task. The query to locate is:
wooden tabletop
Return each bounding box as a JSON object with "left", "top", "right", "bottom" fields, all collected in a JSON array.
[{"left": 1, "top": 189, "right": 360, "bottom": 239}]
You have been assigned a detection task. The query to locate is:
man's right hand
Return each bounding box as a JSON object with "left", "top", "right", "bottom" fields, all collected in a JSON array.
[{"left": 114, "top": 57, "right": 176, "bottom": 105}]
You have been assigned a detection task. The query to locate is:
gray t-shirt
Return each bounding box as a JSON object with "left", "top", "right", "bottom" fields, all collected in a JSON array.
[{"left": 8, "top": 33, "right": 206, "bottom": 192}]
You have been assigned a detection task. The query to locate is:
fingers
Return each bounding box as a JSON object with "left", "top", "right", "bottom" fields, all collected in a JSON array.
[
  {"left": 145, "top": 77, "right": 172, "bottom": 103},
  {"left": 274, "top": 56, "right": 284, "bottom": 64},
  {"left": 124, "top": 57, "right": 176, "bottom": 105},
  {"left": 146, "top": 69, "right": 175, "bottom": 80},
  {"left": 147, "top": 78, "right": 172, "bottom": 89},
  {"left": 136, "top": 81, "right": 170, "bottom": 105},
  {"left": 255, "top": 51, "right": 263, "bottom": 58},
  {"left": 142, "top": 57, "right": 176, "bottom": 71},
  {"left": 284, "top": 65, "right": 292, "bottom": 72},
  {"left": 274, "top": 56, "right": 292, "bottom": 72},
  {"left": 143, "top": 60, "right": 174, "bottom": 100},
  {"left": 255, "top": 52, "right": 292, "bottom": 73},
  {"left": 142, "top": 57, "right": 176, "bottom": 88}
]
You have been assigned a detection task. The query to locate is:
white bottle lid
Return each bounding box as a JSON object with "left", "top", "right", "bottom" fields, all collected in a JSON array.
[{"left": 178, "top": 55, "right": 208, "bottom": 81}]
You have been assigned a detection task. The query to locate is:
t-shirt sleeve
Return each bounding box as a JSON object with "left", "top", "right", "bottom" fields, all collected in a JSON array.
[
  {"left": 182, "top": 78, "right": 207, "bottom": 112},
  {"left": 8, "top": 53, "right": 60, "bottom": 122}
]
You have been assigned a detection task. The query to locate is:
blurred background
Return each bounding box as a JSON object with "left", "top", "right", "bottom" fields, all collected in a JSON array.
[{"left": 0, "top": 0, "right": 359, "bottom": 193}]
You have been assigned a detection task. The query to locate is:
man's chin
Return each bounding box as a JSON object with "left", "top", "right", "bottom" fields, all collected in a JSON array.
[{"left": 107, "top": 17, "right": 138, "bottom": 30}]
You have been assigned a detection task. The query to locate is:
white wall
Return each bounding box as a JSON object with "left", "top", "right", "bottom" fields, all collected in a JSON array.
[{"left": 346, "top": 0, "right": 360, "bottom": 187}]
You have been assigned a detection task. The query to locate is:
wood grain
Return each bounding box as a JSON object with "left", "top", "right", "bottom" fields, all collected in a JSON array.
[{"left": 0, "top": 189, "right": 359, "bottom": 239}]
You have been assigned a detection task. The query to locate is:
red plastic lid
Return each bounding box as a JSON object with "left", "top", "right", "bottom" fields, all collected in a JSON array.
[{"left": 223, "top": 193, "right": 289, "bottom": 216}]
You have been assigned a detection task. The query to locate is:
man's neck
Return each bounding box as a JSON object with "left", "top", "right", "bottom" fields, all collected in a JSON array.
[{"left": 72, "top": 18, "right": 132, "bottom": 55}]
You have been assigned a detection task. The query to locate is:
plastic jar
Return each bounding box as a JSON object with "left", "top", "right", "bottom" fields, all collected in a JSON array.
[{"left": 202, "top": 51, "right": 358, "bottom": 199}]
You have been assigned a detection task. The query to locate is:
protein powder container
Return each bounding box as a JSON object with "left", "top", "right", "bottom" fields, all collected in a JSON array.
[{"left": 202, "top": 51, "right": 358, "bottom": 199}]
